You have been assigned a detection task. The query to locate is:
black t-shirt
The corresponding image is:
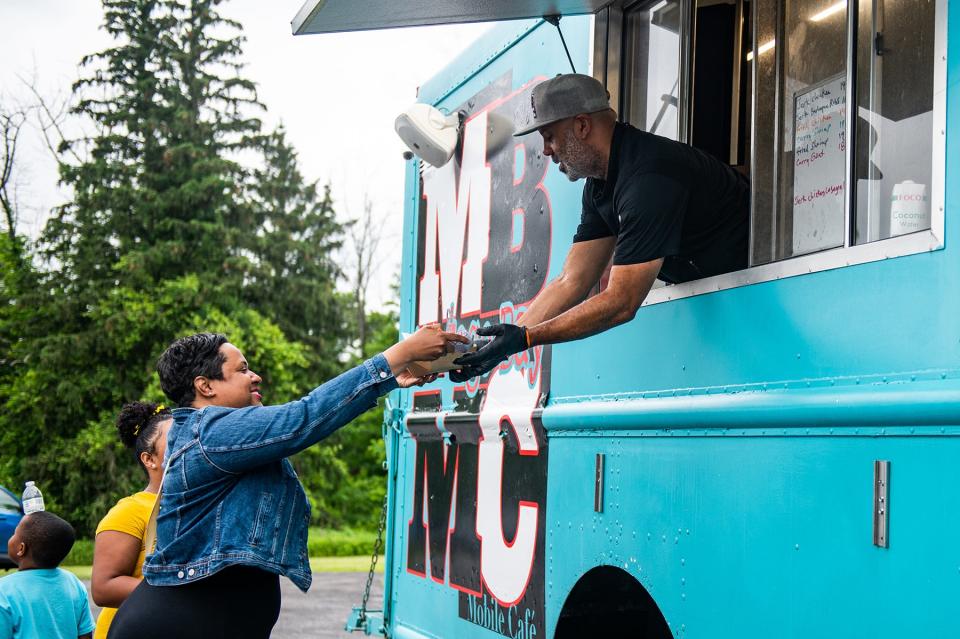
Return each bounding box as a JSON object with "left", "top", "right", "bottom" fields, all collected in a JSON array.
[{"left": 574, "top": 122, "right": 749, "bottom": 284}]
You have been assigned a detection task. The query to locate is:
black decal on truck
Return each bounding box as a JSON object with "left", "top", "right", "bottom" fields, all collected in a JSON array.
[{"left": 408, "top": 72, "right": 553, "bottom": 637}]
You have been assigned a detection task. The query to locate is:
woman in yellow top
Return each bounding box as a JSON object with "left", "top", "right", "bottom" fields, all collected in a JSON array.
[{"left": 91, "top": 401, "right": 172, "bottom": 639}]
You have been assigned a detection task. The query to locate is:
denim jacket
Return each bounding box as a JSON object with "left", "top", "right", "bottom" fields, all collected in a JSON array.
[{"left": 142, "top": 354, "right": 398, "bottom": 592}]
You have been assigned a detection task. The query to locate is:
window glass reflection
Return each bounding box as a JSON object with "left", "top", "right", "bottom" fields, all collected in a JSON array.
[
  {"left": 776, "top": 0, "right": 848, "bottom": 259},
  {"left": 623, "top": 0, "right": 682, "bottom": 140},
  {"left": 854, "top": 0, "right": 936, "bottom": 243}
]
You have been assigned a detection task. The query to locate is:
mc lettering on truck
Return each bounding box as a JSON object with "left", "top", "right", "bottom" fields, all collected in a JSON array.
[{"left": 407, "top": 73, "right": 552, "bottom": 639}]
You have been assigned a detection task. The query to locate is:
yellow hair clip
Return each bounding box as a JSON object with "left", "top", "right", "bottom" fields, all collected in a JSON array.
[{"left": 134, "top": 405, "right": 165, "bottom": 438}]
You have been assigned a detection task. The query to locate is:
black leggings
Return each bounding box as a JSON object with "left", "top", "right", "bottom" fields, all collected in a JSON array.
[{"left": 106, "top": 565, "right": 281, "bottom": 639}]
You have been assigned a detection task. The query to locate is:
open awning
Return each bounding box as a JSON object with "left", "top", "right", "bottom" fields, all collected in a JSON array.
[{"left": 291, "top": 0, "right": 608, "bottom": 35}]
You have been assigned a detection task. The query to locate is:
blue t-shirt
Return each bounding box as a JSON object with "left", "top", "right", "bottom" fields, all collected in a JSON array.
[{"left": 0, "top": 568, "right": 95, "bottom": 639}]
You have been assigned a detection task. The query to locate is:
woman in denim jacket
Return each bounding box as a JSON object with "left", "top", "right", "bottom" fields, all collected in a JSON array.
[{"left": 107, "top": 325, "right": 465, "bottom": 639}]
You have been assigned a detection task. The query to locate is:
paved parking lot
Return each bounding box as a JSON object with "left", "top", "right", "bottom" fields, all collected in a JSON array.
[{"left": 85, "top": 573, "right": 384, "bottom": 639}]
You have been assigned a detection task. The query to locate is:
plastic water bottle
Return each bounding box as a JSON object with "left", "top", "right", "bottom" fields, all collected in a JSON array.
[{"left": 22, "top": 481, "right": 44, "bottom": 515}]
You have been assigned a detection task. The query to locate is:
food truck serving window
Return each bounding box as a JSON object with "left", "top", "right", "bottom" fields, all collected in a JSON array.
[{"left": 596, "top": 0, "right": 947, "bottom": 301}]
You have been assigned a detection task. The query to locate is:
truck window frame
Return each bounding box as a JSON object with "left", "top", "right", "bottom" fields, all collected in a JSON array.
[{"left": 593, "top": 0, "right": 947, "bottom": 306}]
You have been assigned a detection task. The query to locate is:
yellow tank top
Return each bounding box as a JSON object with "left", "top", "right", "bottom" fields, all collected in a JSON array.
[{"left": 93, "top": 491, "right": 157, "bottom": 639}]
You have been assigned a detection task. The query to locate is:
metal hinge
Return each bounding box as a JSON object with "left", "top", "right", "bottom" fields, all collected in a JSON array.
[
  {"left": 594, "top": 453, "right": 605, "bottom": 513},
  {"left": 382, "top": 395, "right": 404, "bottom": 436},
  {"left": 873, "top": 460, "right": 890, "bottom": 548}
]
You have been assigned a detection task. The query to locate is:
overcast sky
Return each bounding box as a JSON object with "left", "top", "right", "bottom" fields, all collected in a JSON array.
[{"left": 0, "top": 0, "right": 492, "bottom": 308}]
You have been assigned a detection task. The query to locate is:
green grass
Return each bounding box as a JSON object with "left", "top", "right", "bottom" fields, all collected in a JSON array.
[
  {"left": 310, "top": 555, "right": 384, "bottom": 573},
  {"left": 2, "top": 528, "right": 382, "bottom": 578},
  {"left": 65, "top": 528, "right": 378, "bottom": 563},
  {"left": 307, "top": 527, "right": 378, "bottom": 557},
  {"left": 63, "top": 539, "right": 94, "bottom": 566}
]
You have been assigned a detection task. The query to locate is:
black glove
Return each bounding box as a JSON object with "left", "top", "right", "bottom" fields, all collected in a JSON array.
[
  {"left": 450, "top": 324, "right": 529, "bottom": 381},
  {"left": 448, "top": 365, "right": 485, "bottom": 383}
]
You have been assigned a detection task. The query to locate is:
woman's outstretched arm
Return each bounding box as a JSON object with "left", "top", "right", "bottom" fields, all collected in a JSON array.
[{"left": 198, "top": 325, "right": 466, "bottom": 473}]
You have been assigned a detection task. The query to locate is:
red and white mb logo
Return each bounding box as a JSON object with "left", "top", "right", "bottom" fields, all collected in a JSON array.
[{"left": 407, "top": 72, "right": 552, "bottom": 637}]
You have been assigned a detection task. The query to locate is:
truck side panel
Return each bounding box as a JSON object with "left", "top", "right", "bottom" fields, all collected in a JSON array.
[{"left": 386, "top": 3, "right": 960, "bottom": 637}]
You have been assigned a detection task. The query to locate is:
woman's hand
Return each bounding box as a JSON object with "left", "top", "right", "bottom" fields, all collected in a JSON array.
[
  {"left": 404, "top": 323, "right": 470, "bottom": 361},
  {"left": 395, "top": 371, "right": 439, "bottom": 388},
  {"left": 383, "top": 324, "right": 468, "bottom": 376}
]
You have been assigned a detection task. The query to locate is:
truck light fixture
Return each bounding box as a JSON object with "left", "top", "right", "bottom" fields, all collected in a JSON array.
[{"left": 394, "top": 104, "right": 463, "bottom": 168}]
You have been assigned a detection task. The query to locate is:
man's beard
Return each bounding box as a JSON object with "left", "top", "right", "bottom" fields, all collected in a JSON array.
[{"left": 556, "top": 128, "right": 603, "bottom": 182}]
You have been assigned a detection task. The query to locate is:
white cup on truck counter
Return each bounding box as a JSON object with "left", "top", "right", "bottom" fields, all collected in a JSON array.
[{"left": 890, "top": 180, "right": 930, "bottom": 236}]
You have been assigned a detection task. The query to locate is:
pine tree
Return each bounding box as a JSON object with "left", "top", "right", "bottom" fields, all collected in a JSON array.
[
  {"left": 0, "top": 0, "right": 349, "bottom": 534},
  {"left": 247, "top": 127, "right": 347, "bottom": 380},
  {"left": 45, "top": 0, "right": 175, "bottom": 291}
]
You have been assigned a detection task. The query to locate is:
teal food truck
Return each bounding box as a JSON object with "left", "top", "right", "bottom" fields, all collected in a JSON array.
[{"left": 293, "top": 0, "right": 955, "bottom": 636}]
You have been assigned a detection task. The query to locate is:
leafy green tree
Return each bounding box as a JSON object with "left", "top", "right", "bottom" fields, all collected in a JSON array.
[
  {"left": 0, "top": 234, "right": 37, "bottom": 463},
  {"left": 302, "top": 308, "right": 399, "bottom": 530},
  {"left": 0, "top": 0, "right": 351, "bottom": 536}
]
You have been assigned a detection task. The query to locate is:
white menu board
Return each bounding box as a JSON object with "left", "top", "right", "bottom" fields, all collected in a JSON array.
[{"left": 791, "top": 74, "right": 847, "bottom": 255}]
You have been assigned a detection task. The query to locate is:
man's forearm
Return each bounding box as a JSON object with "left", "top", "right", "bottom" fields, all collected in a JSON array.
[
  {"left": 519, "top": 274, "right": 591, "bottom": 327},
  {"left": 526, "top": 288, "right": 638, "bottom": 346}
]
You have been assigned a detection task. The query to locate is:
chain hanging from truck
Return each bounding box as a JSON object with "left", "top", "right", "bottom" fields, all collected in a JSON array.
[{"left": 351, "top": 491, "right": 388, "bottom": 633}]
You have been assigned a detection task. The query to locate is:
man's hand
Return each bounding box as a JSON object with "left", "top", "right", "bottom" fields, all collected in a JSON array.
[{"left": 450, "top": 324, "right": 528, "bottom": 382}]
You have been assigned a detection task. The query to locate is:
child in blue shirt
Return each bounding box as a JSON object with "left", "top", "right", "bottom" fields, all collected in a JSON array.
[{"left": 0, "top": 511, "right": 95, "bottom": 639}]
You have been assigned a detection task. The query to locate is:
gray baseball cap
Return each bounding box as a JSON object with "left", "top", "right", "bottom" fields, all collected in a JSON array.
[{"left": 513, "top": 74, "right": 611, "bottom": 137}]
